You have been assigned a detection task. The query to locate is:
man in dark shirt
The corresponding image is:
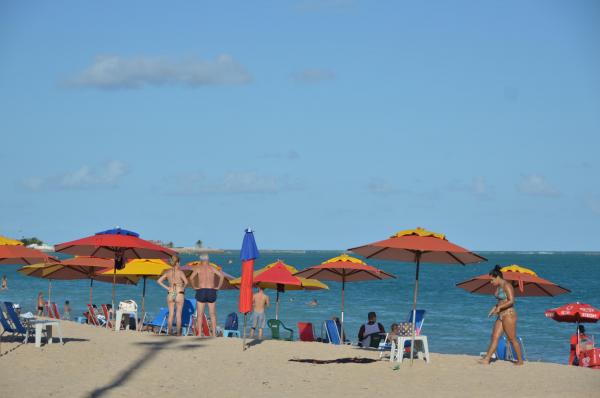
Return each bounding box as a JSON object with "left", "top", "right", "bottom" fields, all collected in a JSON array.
[{"left": 358, "top": 311, "right": 385, "bottom": 347}]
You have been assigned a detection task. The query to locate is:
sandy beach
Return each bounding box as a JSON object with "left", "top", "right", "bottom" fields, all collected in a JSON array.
[{"left": 1, "top": 321, "right": 598, "bottom": 398}]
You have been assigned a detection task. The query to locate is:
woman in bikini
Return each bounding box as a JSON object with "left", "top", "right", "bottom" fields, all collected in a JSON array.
[
  {"left": 479, "top": 265, "right": 524, "bottom": 365},
  {"left": 157, "top": 257, "right": 188, "bottom": 335}
]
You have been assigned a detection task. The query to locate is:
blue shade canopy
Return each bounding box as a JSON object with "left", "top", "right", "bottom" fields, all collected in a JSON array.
[
  {"left": 95, "top": 227, "right": 140, "bottom": 237},
  {"left": 240, "top": 229, "right": 259, "bottom": 261}
]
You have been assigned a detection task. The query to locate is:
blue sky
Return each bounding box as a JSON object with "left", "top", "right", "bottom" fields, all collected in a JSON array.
[{"left": 1, "top": 0, "right": 599, "bottom": 250}]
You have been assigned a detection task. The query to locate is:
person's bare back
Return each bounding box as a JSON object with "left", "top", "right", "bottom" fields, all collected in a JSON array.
[
  {"left": 190, "top": 263, "right": 223, "bottom": 290},
  {"left": 253, "top": 290, "right": 269, "bottom": 313}
]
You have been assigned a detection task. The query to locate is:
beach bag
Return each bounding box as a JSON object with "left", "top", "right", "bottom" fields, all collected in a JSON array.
[
  {"left": 398, "top": 322, "right": 414, "bottom": 337},
  {"left": 118, "top": 300, "right": 137, "bottom": 313},
  {"left": 225, "top": 312, "right": 238, "bottom": 330}
]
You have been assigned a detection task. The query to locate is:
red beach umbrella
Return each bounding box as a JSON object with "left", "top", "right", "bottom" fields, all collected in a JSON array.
[
  {"left": 55, "top": 228, "right": 175, "bottom": 308},
  {"left": 456, "top": 265, "right": 570, "bottom": 297},
  {"left": 295, "top": 254, "right": 395, "bottom": 337},
  {"left": 350, "top": 227, "right": 486, "bottom": 364},
  {"left": 253, "top": 261, "right": 301, "bottom": 320},
  {"left": 545, "top": 302, "right": 600, "bottom": 324},
  {"left": 0, "top": 245, "right": 57, "bottom": 265}
]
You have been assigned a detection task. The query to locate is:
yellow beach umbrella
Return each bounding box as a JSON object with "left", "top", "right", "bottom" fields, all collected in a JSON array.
[
  {"left": 101, "top": 258, "right": 171, "bottom": 313},
  {"left": 500, "top": 264, "right": 537, "bottom": 276},
  {"left": 0, "top": 235, "right": 24, "bottom": 246}
]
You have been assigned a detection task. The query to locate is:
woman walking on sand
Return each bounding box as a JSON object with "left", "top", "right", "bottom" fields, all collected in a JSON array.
[
  {"left": 157, "top": 257, "right": 187, "bottom": 335},
  {"left": 479, "top": 265, "right": 524, "bottom": 365}
]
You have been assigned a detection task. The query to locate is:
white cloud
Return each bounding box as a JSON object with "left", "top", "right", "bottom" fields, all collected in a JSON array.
[
  {"left": 67, "top": 54, "right": 252, "bottom": 89},
  {"left": 21, "top": 160, "right": 128, "bottom": 191},
  {"left": 517, "top": 174, "right": 560, "bottom": 197},
  {"left": 172, "top": 171, "right": 303, "bottom": 195},
  {"left": 293, "top": 68, "right": 335, "bottom": 84}
]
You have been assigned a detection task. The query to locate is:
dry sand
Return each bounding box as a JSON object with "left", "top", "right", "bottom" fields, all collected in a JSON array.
[{"left": 1, "top": 321, "right": 598, "bottom": 398}]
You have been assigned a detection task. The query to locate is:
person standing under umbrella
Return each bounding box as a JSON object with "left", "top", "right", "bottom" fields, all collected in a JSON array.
[
  {"left": 157, "top": 257, "right": 188, "bottom": 335},
  {"left": 189, "top": 254, "right": 224, "bottom": 337},
  {"left": 480, "top": 266, "right": 524, "bottom": 365}
]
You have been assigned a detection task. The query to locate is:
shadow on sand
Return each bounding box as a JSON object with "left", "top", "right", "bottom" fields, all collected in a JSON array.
[
  {"left": 289, "top": 357, "right": 377, "bottom": 365},
  {"left": 88, "top": 338, "right": 204, "bottom": 398}
]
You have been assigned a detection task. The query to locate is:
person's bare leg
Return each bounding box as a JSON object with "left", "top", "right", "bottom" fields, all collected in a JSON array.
[
  {"left": 258, "top": 327, "right": 263, "bottom": 339},
  {"left": 502, "top": 315, "right": 524, "bottom": 365},
  {"left": 166, "top": 299, "right": 175, "bottom": 335},
  {"left": 175, "top": 295, "right": 184, "bottom": 335},
  {"left": 197, "top": 302, "right": 206, "bottom": 336},
  {"left": 208, "top": 302, "right": 217, "bottom": 337},
  {"left": 480, "top": 320, "right": 503, "bottom": 364},
  {"left": 249, "top": 326, "right": 255, "bottom": 338}
]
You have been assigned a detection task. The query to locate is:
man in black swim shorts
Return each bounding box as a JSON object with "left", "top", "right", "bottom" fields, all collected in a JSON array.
[{"left": 189, "top": 254, "right": 224, "bottom": 336}]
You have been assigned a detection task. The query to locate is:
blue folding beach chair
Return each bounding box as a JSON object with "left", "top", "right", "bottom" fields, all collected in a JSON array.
[
  {"left": 144, "top": 308, "right": 169, "bottom": 333},
  {"left": 3, "top": 302, "right": 34, "bottom": 343},
  {"left": 223, "top": 312, "right": 240, "bottom": 338},
  {"left": 323, "top": 319, "right": 342, "bottom": 345},
  {"left": 403, "top": 310, "right": 426, "bottom": 349},
  {"left": 0, "top": 305, "right": 17, "bottom": 336}
]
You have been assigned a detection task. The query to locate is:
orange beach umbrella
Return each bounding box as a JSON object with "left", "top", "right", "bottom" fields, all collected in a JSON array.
[
  {"left": 350, "top": 227, "right": 486, "bottom": 364},
  {"left": 295, "top": 254, "right": 395, "bottom": 337},
  {"left": 456, "top": 265, "right": 570, "bottom": 297}
]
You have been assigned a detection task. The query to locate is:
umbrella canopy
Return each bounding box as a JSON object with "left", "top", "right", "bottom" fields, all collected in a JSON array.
[
  {"left": 456, "top": 264, "right": 571, "bottom": 297},
  {"left": 19, "top": 259, "right": 138, "bottom": 304},
  {"left": 55, "top": 227, "right": 176, "bottom": 308},
  {"left": 182, "top": 261, "right": 238, "bottom": 290},
  {"left": 295, "top": 254, "right": 395, "bottom": 336},
  {"left": 0, "top": 245, "right": 57, "bottom": 265},
  {"left": 101, "top": 258, "right": 172, "bottom": 314},
  {"left": 0, "top": 235, "right": 23, "bottom": 245},
  {"left": 252, "top": 262, "right": 301, "bottom": 320},
  {"left": 349, "top": 227, "right": 485, "bottom": 363},
  {"left": 545, "top": 302, "right": 600, "bottom": 324},
  {"left": 239, "top": 229, "right": 259, "bottom": 350},
  {"left": 55, "top": 228, "right": 176, "bottom": 260}
]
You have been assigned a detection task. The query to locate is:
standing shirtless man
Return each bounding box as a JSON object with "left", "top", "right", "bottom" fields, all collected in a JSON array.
[
  {"left": 189, "top": 254, "right": 224, "bottom": 337},
  {"left": 250, "top": 287, "right": 269, "bottom": 339},
  {"left": 157, "top": 257, "right": 188, "bottom": 335}
]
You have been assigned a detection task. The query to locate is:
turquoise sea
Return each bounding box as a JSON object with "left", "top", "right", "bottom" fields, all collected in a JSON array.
[{"left": 1, "top": 251, "right": 598, "bottom": 365}]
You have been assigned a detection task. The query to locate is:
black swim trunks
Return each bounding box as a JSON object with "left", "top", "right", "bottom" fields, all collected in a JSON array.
[{"left": 195, "top": 288, "right": 217, "bottom": 303}]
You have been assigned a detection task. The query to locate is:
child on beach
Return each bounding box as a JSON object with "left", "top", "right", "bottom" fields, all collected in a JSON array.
[
  {"left": 64, "top": 300, "right": 71, "bottom": 320},
  {"left": 250, "top": 287, "right": 270, "bottom": 339},
  {"left": 37, "top": 292, "right": 44, "bottom": 316}
]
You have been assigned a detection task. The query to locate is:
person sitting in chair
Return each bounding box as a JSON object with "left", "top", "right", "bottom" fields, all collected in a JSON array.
[{"left": 358, "top": 311, "right": 385, "bottom": 347}]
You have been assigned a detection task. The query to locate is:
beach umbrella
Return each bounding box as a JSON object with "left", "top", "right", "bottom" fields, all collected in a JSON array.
[
  {"left": 456, "top": 264, "right": 571, "bottom": 297},
  {"left": 350, "top": 227, "right": 486, "bottom": 364},
  {"left": 21, "top": 256, "right": 138, "bottom": 305},
  {"left": 545, "top": 302, "right": 600, "bottom": 356},
  {"left": 55, "top": 227, "right": 176, "bottom": 309},
  {"left": 0, "top": 245, "right": 57, "bottom": 265},
  {"left": 181, "top": 261, "right": 238, "bottom": 290},
  {"left": 0, "top": 235, "right": 23, "bottom": 246},
  {"left": 239, "top": 229, "right": 259, "bottom": 350},
  {"left": 295, "top": 254, "right": 395, "bottom": 338},
  {"left": 101, "top": 258, "right": 171, "bottom": 314},
  {"left": 253, "top": 261, "right": 302, "bottom": 320},
  {"left": 230, "top": 260, "right": 329, "bottom": 319}
]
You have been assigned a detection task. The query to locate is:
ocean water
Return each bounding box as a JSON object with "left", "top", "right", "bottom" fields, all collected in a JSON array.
[{"left": 1, "top": 251, "right": 598, "bottom": 365}]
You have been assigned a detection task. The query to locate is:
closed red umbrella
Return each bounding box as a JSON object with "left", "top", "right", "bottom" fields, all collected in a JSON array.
[
  {"left": 350, "top": 227, "right": 486, "bottom": 364},
  {"left": 239, "top": 229, "right": 259, "bottom": 350},
  {"left": 295, "top": 254, "right": 395, "bottom": 337}
]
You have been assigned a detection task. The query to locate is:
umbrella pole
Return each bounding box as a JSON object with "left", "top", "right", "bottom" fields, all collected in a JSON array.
[
  {"left": 89, "top": 279, "right": 94, "bottom": 306},
  {"left": 48, "top": 279, "right": 52, "bottom": 306},
  {"left": 410, "top": 253, "right": 422, "bottom": 365},
  {"left": 276, "top": 290, "right": 280, "bottom": 320},
  {"left": 242, "top": 313, "right": 248, "bottom": 350},
  {"left": 142, "top": 276, "right": 147, "bottom": 315},
  {"left": 341, "top": 278, "right": 345, "bottom": 342}
]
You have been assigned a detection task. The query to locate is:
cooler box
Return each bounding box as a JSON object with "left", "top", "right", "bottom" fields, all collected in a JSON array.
[{"left": 579, "top": 348, "right": 600, "bottom": 369}]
